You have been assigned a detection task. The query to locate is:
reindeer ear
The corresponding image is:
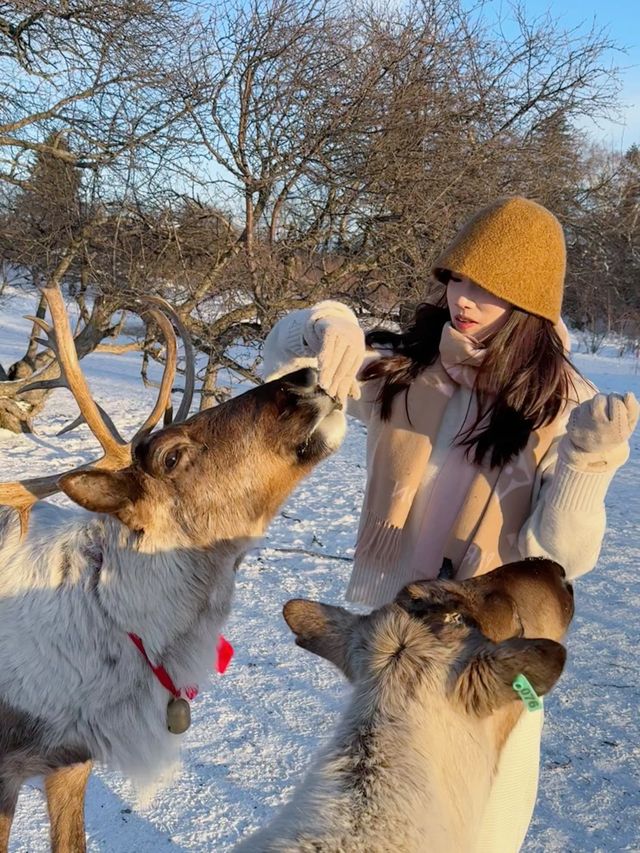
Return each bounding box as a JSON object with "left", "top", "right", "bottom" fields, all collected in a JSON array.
[
  {"left": 454, "top": 637, "right": 566, "bottom": 717},
  {"left": 58, "top": 470, "right": 143, "bottom": 529},
  {"left": 283, "top": 599, "right": 358, "bottom": 679}
]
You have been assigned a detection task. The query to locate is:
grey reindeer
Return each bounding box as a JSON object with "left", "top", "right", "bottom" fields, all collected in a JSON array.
[
  {"left": 236, "top": 559, "right": 574, "bottom": 853},
  {"left": 0, "top": 283, "right": 345, "bottom": 852}
]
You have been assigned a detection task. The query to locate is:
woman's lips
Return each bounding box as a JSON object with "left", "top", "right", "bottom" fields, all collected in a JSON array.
[{"left": 453, "top": 316, "right": 477, "bottom": 332}]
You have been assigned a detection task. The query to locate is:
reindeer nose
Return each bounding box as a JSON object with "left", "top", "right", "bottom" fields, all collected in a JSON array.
[{"left": 281, "top": 368, "right": 321, "bottom": 396}]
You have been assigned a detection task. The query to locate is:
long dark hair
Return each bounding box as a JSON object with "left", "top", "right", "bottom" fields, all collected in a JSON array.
[{"left": 361, "top": 283, "right": 582, "bottom": 468}]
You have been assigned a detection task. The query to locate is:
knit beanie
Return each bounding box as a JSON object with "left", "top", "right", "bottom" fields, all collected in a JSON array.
[{"left": 431, "top": 197, "right": 566, "bottom": 323}]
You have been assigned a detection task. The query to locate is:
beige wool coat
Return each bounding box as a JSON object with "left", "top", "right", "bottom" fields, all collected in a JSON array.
[{"left": 263, "top": 301, "right": 625, "bottom": 598}]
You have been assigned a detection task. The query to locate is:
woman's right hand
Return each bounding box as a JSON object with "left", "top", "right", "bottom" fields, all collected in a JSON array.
[{"left": 306, "top": 313, "right": 366, "bottom": 404}]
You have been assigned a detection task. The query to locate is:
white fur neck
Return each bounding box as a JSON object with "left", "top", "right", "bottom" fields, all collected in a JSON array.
[
  {"left": 236, "top": 680, "right": 495, "bottom": 852},
  {"left": 0, "top": 503, "right": 245, "bottom": 784}
]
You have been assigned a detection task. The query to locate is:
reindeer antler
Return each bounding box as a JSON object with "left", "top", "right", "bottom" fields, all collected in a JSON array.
[
  {"left": 25, "top": 284, "right": 131, "bottom": 465},
  {"left": 0, "top": 284, "right": 195, "bottom": 533},
  {"left": 144, "top": 296, "right": 195, "bottom": 425}
]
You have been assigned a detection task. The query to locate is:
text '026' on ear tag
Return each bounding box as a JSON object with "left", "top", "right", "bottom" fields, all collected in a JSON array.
[{"left": 167, "top": 697, "right": 191, "bottom": 734}]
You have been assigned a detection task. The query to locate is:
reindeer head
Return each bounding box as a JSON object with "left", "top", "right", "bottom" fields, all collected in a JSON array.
[
  {"left": 0, "top": 285, "right": 344, "bottom": 548},
  {"left": 283, "top": 559, "right": 572, "bottom": 719},
  {"left": 57, "top": 367, "right": 344, "bottom": 547}
]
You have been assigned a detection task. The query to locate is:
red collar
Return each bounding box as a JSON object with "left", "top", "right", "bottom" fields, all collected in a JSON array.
[{"left": 128, "top": 633, "right": 234, "bottom": 701}]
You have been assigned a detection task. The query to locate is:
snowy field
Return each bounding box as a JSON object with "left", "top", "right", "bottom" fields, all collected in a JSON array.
[{"left": 0, "top": 287, "right": 639, "bottom": 852}]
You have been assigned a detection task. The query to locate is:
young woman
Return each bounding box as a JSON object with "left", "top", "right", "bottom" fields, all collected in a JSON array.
[{"left": 261, "top": 196, "right": 638, "bottom": 851}]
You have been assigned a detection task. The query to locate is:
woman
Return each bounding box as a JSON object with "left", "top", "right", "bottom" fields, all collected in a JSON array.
[{"left": 261, "top": 196, "right": 638, "bottom": 851}]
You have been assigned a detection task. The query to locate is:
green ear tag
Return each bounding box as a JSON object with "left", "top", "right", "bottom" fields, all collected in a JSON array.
[{"left": 512, "top": 673, "right": 543, "bottom": 712}]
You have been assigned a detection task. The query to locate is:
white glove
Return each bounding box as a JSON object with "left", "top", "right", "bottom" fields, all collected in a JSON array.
[
  {"left": 305, "top": 313, "right": 366, "bottom": 403},
  {"left": 566, "top": 392, "right": 639, "bottom": 454}
]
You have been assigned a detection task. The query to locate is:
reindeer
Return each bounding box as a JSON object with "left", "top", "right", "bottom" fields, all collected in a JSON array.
[
  {"left": 235, "top": 558, "right": 574, "bottom": 853},
  {"left": 0, "top": 284, "right": 345, "bottom": 852}
]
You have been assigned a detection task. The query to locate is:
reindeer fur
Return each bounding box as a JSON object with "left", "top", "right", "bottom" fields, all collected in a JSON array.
[
  {"left": 0, "top": 368, "right": 345, "bottom": 850},
  {"left": 0, "top": 502, "right": 238, "bottom": 783},
  {"left": 236, "top": 560, "right": 574, "bottom": 853}
]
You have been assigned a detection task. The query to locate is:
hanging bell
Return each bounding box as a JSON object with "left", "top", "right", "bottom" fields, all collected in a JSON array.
[{"left": 167, "top": 697, "right": 191, "bottom": 734}]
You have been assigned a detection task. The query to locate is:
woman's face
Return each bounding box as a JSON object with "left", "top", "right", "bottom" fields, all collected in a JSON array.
[{"left": 446, "top": 273, "right": 512, "bottom": 341}]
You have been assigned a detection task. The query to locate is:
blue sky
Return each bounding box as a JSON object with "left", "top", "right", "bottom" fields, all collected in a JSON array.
[{"left": 476, "top": 0, "right": 640, "bottom": 149}]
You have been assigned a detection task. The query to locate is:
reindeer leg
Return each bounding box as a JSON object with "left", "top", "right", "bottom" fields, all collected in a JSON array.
[
  {"left": 45, "top": 761, "right": 92, "bottom": 853},
  {"left": 0, "top": 775, "right": 21, "bottom": 853}
]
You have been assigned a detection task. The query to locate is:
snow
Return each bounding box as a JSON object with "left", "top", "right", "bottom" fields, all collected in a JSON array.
[{"left": 1, "top": 288, "right": 639, "bottom": 852}]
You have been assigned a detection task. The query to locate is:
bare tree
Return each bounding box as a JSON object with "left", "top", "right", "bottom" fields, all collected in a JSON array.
[
  {"left": 141, "top": 0, "right": 621, "bottom": 379},
  {"left": 0, "top": 0, "right": 626, "bottom": 430},
  {"left": 0, "top": 1, "right": 200, "bottom": 429},
  {"left": 564, "top": 144, "right": 640, "bottom": 351}
]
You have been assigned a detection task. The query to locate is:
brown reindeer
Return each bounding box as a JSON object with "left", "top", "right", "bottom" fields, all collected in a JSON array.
[
  {"left": 236, "top": 559, "right": 574, "bottom": 852},
  {"left": 0, "top": 284, "right": 345, "bottom": 852}
]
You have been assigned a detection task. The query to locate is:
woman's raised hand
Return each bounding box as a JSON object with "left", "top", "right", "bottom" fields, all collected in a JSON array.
[
  {"left": 567, "top": 392, "right": 639, "bottom": 453},
  {"left": 306, "top": 313, "right": 366, "bottom": 404}
]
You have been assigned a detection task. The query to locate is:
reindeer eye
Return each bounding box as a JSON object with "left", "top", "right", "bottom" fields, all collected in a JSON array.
[{"left": 164, "top": 448, "right": 181, "bottom": 471}]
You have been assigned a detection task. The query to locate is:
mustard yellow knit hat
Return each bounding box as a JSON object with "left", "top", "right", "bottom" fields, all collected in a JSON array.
[{"left": 432, "top": 196, "right": 566, "bottom": 323}]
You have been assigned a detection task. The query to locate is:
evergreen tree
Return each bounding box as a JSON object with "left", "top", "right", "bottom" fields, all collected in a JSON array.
[{"left": 13, "top": 132, "right": 83, "bottom": 262}]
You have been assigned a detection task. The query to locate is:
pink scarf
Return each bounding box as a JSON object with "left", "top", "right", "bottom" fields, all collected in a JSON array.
[{"left": 408, "top": 327, "right": 488, "bottom": 580}]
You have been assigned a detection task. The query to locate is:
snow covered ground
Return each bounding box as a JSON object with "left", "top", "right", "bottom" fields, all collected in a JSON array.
[{"left": 1, "top": 287, "right": 638, "bottom": 852}]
